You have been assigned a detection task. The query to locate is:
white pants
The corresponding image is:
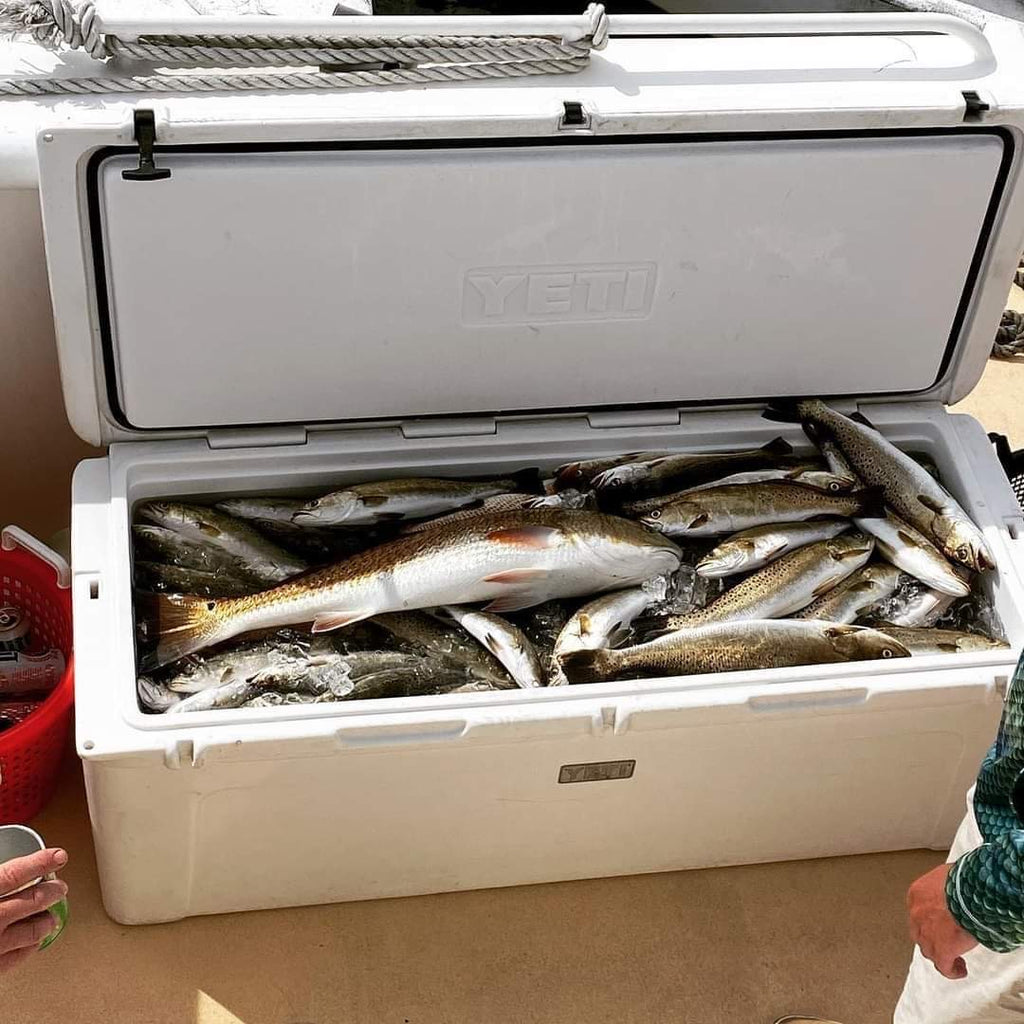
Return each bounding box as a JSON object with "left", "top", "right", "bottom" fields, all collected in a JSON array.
[{"left": 894, "top": 790, "right": 1024, "bottom": 1023}]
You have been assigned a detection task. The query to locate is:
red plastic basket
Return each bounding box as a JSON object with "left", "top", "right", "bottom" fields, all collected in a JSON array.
[{"left": 0, "top": 527, "right": 74, "bottom": 823}]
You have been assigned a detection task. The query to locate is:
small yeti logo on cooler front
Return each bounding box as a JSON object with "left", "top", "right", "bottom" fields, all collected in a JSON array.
[
  {"left": 558, "top": 760, "right": 636, "bottom": 784},
  {"left": 463, "top": 263, "right": 657, "bottom": 325}
]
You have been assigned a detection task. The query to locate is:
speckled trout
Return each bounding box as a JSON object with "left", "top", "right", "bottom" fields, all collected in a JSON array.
[{"left": 559, "top": 620, "right": 910, "bottom": 683}]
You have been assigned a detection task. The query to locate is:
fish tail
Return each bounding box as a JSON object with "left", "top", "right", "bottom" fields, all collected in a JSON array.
[
  {"left": 557, "top": 648, "right": 615, "bottom": 684},
  {"left": 854, "top": 486, "right": 887, "bottom": 519},
  {"left": 510, "top": 468, "right": 544, "bottom": 493},
  {"left": 143, "top": 594, "right": 231, "bottom": 670},
  {"left": 761, "top": 400, "right": 802, "bottom": 424},
  {"left": 761, "top": 436, "right": 794, "bottom": 457}
]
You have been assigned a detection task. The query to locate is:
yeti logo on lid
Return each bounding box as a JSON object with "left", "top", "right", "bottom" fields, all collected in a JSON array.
[{"left": 463, "top": 263, "right": 657, "bottom": 325}]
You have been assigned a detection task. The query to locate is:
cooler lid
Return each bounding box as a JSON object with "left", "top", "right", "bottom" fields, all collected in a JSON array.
[{"left": 35, "top": 42, "right": 1021, "bottom": 445}]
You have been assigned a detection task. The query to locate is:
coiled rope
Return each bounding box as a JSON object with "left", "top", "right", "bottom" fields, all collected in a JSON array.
[
  {"left": 0, "top": 0, "right": 608, "bottom": 95},
  {"left": 991, "top": 254, "right": 1024, "bottom": 361}
]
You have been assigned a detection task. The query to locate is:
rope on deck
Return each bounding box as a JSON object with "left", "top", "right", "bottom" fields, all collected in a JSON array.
[{"left": 0, "top": 0, "right": 608, "bottom": 95}]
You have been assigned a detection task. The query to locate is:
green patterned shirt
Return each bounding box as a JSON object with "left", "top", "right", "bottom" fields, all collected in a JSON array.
[{"left": 946, "top": 648, "right": 1024, "bottom": 951}]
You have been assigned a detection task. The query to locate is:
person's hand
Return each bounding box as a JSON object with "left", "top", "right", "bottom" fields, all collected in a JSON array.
[
  {"left": 907, "top": 862, "right": 978, "bottom": 980},
  {"left": 0, "top": 848, "right": 67, "bottom": 975}
]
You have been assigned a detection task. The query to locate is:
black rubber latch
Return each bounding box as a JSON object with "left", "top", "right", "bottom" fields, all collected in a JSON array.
[
  {"left": 963, "top": 91, "right": 990, "bottom": 122},
  {"left": 122, "top": 109, "right": 171, "bottom": 182},
  {"left": 561, "top": 101, "right": 587, "bottom": 127}
]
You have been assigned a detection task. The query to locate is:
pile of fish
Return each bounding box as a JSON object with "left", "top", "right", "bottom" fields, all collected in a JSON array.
[{"left": 133, "top": 399, "right": 1010, "bottom": 713}]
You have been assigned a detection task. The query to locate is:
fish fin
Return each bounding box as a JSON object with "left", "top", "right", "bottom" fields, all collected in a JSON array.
[
  {"left": 937, "top": 642, "right": 959, "bottom": 654},
  {"left": 849, "top": 580, "right": 879, "bottom": 594},
  {"left": 482, "top": 571, "right": 553, "bottom": 612},
  {"left": 485, "top": 526, "right": 561, "bottom": 549},
  {"left": 144, "top": 594, "right": 226, "bottom": 670},
  {"left": 688, "top": 512, "right": 711, "bottom": 530},
  {"left": 850, "top": 410, "right": 876, "bottom": 429},
  {"left": 311, "top": 609, "right": 374, "bottom": 633},
  {"left": 557, "top": 648, "right": 613, "bottom": 684},
  {"left": 482, "top": 631, "right": 504, "bottom": 657},
  {"left": 198, "top": 522, "right": 222, "bottom": 538},
  {"left": 631, "top": 614, "right": 676, "bottom": 640},
  {"left": 761, "top": 541, "right": 789, "bottom": 561},
  {"left": 358, "top": 494, "right": 391, "bottom": 508},
  {"left": 855, "top": 486, "right": 887, "bottom": 519},
  {"left": 484, "top": 594, "right": 548, "bottom": 614},
  {"left": 371, "top": 512, "right": 407, "bottom": 522},
  {"left": 762, "top": 401, "right": 801, "bottom": 424},
  {"left": 917, "top": 493, "right": 948, "bottom": 515},
  {"left": 822, "top": 624, "right": 861, "bottom": 639},
  {"left": 511, "top": 468, "right": 544, "bottom": 492},
  {"left": 761, "top": 436, "right": 794, "bottom": 457},
  {"left": 577, "top": 612, "right": 593, "bottom": 638},
  {"left": 896, "top": 528, "right": 922, "bottom": 548},
  {"left": 812, "top": 580, "right": 841, "bottom": 598},
  {"left": 836, "top": 546, "right": 871, "bottom": 562},
  {"left": 607, "top": 624, "right": 630, "bottom": 648},
  {"left": 483, "top": 568, "right": 551, "bottom": 585}
]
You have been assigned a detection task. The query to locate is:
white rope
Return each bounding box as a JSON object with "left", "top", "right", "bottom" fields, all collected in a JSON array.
[
  {"left": 0, "top": 0, "right": 608, "bottom": 96},
  {"left": 884, "top": 0, "right": 990, "bottom": 30}
]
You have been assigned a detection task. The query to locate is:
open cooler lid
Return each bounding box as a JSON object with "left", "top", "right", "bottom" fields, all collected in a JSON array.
[{"left": 34, "top": 14, "right": 1024, "bottom": 446}]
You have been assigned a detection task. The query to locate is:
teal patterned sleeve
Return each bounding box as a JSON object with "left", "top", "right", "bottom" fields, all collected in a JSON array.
[
  {"left": 946, "top": 835, "right": 1024, "bottom": 952},
  {"left": 944, "top": 649, "right": 1024, "bottom": 952}
]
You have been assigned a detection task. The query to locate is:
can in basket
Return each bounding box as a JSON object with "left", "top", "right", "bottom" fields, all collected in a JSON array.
[{"left": 0, "top": 527, "right": 74, "bottom": 822}]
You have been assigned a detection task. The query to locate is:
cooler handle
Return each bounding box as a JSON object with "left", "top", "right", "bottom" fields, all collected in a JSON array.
[{"left": 1, "top": 527, "right": 71, "bottom": 591}]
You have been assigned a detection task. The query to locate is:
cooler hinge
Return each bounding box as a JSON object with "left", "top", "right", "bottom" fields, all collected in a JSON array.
[
  {"left": 206, "top": 426, "right": 308, "bottom": 450},
  {"left": 962, "top": 90, "right": 991, "bottom": 123},
  {"left": 400, "top": 417, "right": 497, "bottom": 440},
  {"left": 587, "top": 408, "right": 681, "bottom": 430}
]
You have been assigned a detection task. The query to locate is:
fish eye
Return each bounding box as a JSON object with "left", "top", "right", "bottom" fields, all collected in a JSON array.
[
  {"left": 882, "top": 648, "right": 894, "bottom": 658},
  {"left": 957, "top": 545, "right": 969, "bottom": 561},
  {"left": 308, "top": 499, "right": 320, "bottom": 509},
  {"left": 828, "top": 482, "right": 841, "bottom": 492},
  {"left": 648, "top": 509, "right": 662, "bottom": 520},
  {"left": 206, "top": 601, "right": 217, "bottom": 612},
  {"left": 608, "top": 478, "right": 623, "bottom": 489}
]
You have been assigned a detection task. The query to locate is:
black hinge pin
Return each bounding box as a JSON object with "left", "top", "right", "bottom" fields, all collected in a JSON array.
[
  {"left": 962, "top": 91, "right": 990, "bottom": 123},
  {"left": 122, "top": 109, "right": 171, "bottom": 182}
]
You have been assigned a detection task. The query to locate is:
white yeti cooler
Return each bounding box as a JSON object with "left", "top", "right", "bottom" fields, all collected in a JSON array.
[{"left": 31, "top": 11, "right": 1024, "bottom": 923}]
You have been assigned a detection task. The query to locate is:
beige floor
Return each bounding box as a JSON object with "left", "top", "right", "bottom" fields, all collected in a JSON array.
[{"left": 4, "top": 353, "right": 1023, "bottom": 1024}]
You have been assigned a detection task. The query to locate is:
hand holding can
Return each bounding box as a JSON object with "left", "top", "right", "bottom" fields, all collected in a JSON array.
[{"left": 0, "top": 828, "right": 68, "bottom": 973}]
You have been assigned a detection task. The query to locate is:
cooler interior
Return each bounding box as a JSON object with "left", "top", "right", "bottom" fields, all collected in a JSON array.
[{"left": 96, "top": 401, "right": 1024, "bottom": 728}]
